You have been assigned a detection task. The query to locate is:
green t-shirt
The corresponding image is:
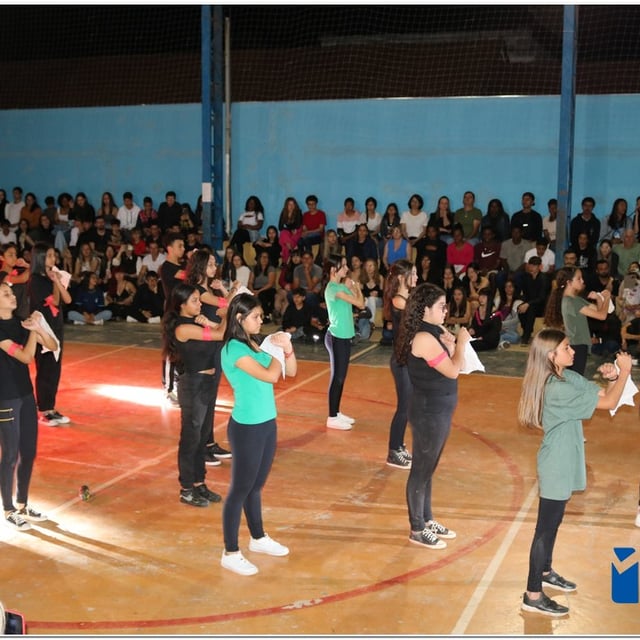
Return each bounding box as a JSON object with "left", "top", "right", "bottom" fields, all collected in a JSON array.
[
  {"left": 538, "top": 371, "right": 600, "bottom": 500},
  {"left": 324, "top": 281, "right": 355, "bottom": 339},
  {"left": 454, "top": 207, "right": 482, "bottom": 239},
  {"left": 561, "top": 295, "right": 591, "bottom": 346},
  {"left": 221, "top": 339, "right": 276, "bottom": 424}
]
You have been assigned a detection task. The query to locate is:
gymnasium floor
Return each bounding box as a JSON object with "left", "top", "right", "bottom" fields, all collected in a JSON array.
[{"left": 2, "top": 323, "right": 640, "bottom": 636}]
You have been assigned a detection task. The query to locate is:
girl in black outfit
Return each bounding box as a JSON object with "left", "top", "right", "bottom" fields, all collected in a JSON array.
[
  {"left": 396, "top": 283, "right": 470, "bottom": 549},
  {"left": 162, "top": 283, "right": 226, "bottom": 507},
  {"left": 382, "top": 259, "right": 417, "bottom": 469},
  {"left": 28, "top": 243, "right": 72, "bottom": 427},
  {"left": 0, "top": 281, "right": 58, "bottom": 531},
  {"left": 185, "top": 249, "right": 232, "bottom": 465},
  {"left": 469, "top": 287, "right": 502, "bottom": 351}
]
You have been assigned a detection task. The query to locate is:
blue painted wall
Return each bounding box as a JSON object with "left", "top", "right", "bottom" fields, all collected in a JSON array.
[{"left": 1, "top": 95, "right": 639, "bottom": 230}]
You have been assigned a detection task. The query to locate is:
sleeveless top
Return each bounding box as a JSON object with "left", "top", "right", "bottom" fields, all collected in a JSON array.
[
  {"left": 363, "top": 280, "right": 382, "bottom": 298},
  {"left": 407, "top": 321, "right": 457, "bottom": 395},
  {"left": 175, "top": 316, "right": 218, "bottom": 373}
]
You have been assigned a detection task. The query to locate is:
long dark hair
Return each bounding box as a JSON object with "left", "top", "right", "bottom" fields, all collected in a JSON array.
[
  {"left": 543, "top": 266, "right": 578, "bottom": 329},
  {"left": 185, "top": 248, "right": 213, "bottom": 287},
  {"left": 30, "top": 242, "right": 52, "bottom": 277},
  {"left": 395, "top": 282, "right": 446, "bottom": 365},
  {"left": 322, "top": 253, "right": 346, "bottom": 289},
  {"left": 162, "top": 283, "right": 197, "bottom": 364},
  {"left": 383, "top": 259, "right": 414, "bottom": 320},
  {"left": 222, "top": 292, "right": 262, "bottom": 353}
]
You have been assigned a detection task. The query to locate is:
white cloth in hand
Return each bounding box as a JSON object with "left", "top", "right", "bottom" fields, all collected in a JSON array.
[
  {"left": 459, "top": 339, "right": 485, "bottom": 375},
  {"left": 610, "top": 364, "right": 639, "bottom": 416},
  {"left": 259, "top": 331, "right": 291, "bottom": 379}
]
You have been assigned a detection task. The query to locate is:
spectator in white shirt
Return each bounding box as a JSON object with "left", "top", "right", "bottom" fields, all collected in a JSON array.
[
  {"left": 524, "top": 238, "right": 556, "bottom": 274},
  {"left": 0, "top": 220, "right": 17, "bottom": 245},
  {"left": 137, "top": 239, "right": 166, "bottom": 284},
  {"left": 117, "top": 191, "right": 141, "bottom": 238},
  {"left": 5, "top": 187, "right": 25, "bottom": 232}
]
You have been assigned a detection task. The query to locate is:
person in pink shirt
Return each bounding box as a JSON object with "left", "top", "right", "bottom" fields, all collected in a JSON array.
[{"left": 446, "top": 224, "right": 474, "bottom": 276}]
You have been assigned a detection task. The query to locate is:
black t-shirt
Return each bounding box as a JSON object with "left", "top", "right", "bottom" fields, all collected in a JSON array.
[
  {"left": 28, "top": 273, "right": 64, "bottom": 336},
  {"left": 0, "top": 316, "right": 33, "bottom": 400},
  {"left": 175, "top": 316, "right": 218, "bottom": 373},
  {"left": 159, "top": 260, "right": 184, "bottom": 309}
]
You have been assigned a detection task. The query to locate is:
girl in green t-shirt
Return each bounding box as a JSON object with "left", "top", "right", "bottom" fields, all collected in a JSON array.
[
  {"left": 220, "top": 293, "right": 297, "bottom": 577},
  {"left": 322, "top": 254, "right": 365, "bottom": 431},
  {"left": 518, "top": 328, "right": 632, "bottom": 617}
]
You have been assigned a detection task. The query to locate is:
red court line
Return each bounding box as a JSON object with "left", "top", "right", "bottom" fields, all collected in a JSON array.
[{"left": 29, "top": 422, "right": 525, "bottom": 631}]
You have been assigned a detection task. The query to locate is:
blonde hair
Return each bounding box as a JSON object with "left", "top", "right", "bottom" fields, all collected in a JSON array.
[{"left": 517, "top": 328, "right": 567, "bottom": 429}]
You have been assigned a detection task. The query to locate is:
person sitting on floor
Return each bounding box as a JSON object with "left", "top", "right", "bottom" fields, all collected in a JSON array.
[
  {"left": 126, "top": 270, "right": 165, "bottom": 324},
  {"left": 68, "top": 272, "right": 112, "bottom": 325}
]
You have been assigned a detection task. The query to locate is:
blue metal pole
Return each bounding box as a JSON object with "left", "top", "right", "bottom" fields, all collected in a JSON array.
[
  {"left": 201, "top": 5, "right": 213, "bottom": 247},
  {"left": 212, "top": 5, "right": 224, "bottom": 250},
  {"left": 555, "top": 5, "right": 578, "bottom": 268}
]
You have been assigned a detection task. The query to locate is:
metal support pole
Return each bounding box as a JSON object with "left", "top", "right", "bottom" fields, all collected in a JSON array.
[
  {"left": 555, "top": 5, "right": 578, "bottom": 267},
  {"left": 200, "top": 5, "right": 213, "bottom": 247},
  {"left": 212, "top": 5, "right": 224, "bottom": 249}
]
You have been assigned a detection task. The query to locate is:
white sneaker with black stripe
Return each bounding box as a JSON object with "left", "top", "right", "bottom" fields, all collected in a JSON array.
[{"left": 5, "top": 510, "right": 32, "bottom": 531}]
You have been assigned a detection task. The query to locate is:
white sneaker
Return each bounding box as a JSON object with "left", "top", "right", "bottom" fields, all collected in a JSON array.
[
  {"left": 326, "top": 416, "right": 352, "bottom": 430},
  {"left": 337, "top": 412, "right": 355, "bottom": 424},
  {"left": 148, "top": 316, "right": 161, "bottom": 324},
  {"left": 635, "top": 507, "right": 640, "bottom": 528},
  {"left": 249, "top": 534, "right": 289, "bottom": 557},
  {"left": 73, "top": 320, "right": 84, "bottom": 325},
  {"left": 93, "top": 319, "right": 104, "bottom": 326},
  {"left": 221, "top": 550, "right": 258, "bottom": 576},
  {"left": 126, "top": 315, "right": 138, "bottom": 323}
]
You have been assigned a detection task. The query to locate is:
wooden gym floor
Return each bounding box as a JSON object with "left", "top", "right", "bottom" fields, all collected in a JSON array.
[{"left": 2, "top": 326, "right": 640, "bottom": 636}]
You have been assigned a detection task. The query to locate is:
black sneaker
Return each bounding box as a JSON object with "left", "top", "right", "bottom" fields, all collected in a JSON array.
[
  {"left": 408, "top": 527, "right": 446, "bottom": 549},
  {"left": 542, "top": 570, "right": 577, "bottom": 592},
  {"left": 179, "top": 488, "right": 209, "bottom": 507},
  {"left": 18, "top": 505, "right": 48, "bottom": 522},
  {"left": 521, "top": 592, "right": 569, "bottom": 617},
  {"left": 426, "top": 519, "right": 456, "bottom": 539},
  {"left": 49, "top": 410, "right": 70, "bottom": 424},
  {"left": 400, "top": 444, "right": 412, "bottom": 462},
  {"left": 195, "top": 483, "right": 222, "bottom": 503},
  {"left": 204, "top": 447, "right": 222, "bottom": 466},
  {"left": 211, "top": 442, "right": 232, "bottom": 459},
  {"left": 386, "top": 448, "right": 411, "bottom": 469}
]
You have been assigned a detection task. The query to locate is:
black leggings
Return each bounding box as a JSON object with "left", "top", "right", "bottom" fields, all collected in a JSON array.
[
  {"left": 406, "top": 392, "right": 457, "bottom": 531},
  {"left": 388, "top": 355, "right": 412, "bottom": 450},
  {"left": 526, "top": 496, "right": 567, "bottom": 592},
  {"left": 0, "top": 395, "right": 38, "bottom": 512},
  {"left": 222, "top": 417, "right": 277, "bottom": 552},
  {"left": 324, "top": 331, "right": 352, "bottom": 417}
]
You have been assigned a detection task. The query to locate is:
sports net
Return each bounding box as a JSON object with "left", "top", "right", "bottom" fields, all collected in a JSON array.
[{"left": 1, "top": 5, "right": 640, "bottom": 109}]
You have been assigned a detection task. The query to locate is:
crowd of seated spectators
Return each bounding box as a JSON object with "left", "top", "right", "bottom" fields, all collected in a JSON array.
[{"left": 3, "top": 186, "right": 640, "bottom": 354}]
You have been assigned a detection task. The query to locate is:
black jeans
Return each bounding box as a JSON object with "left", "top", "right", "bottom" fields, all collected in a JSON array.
[
  {"left": 388, "top": 355, "right": 412, "bottom": 450},
  {"left": 526, "top": 497, "right": 567, "bottom": 592},
  {"left": 34, "top": 343, "right": 63, "bottom": 412},
  {"left": 406, "top": 391, "right": 457, "bottom": 531},
  {"left": 324, "top": 331, "right": 352, "bottom": 417},
  {"left": 177, "top": 372, "right": 216, "bottom": 488},
  {"left": 0, "top": 395, "right": 38, "bottom": 511},
  {"left": 222, "top": 417, "right": 277, "bottom": 552}
]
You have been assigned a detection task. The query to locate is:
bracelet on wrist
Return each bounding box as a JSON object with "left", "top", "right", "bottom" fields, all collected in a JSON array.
[{"left": 609, "top": 375, "right": 619, "bottom": 382}]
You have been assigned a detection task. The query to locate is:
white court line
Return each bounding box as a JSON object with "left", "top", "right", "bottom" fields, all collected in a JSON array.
[
  {"left": 451, "top": 480, "right": 539, "bottom": 635},
  {"left": 63, "top": 343, "right": 139, "bottom": 367},
  {"left": 50, "top": 341, "right": 381, "bottom": 514}
]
